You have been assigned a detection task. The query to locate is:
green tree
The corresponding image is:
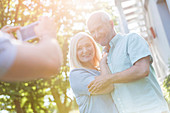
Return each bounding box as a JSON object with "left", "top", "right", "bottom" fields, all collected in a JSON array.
[
  {"left": 0, "top": 0, "right": 117, "bottom": 113},
  {"left": 163, "top": 61, "right": 170, "bottom": 109}
]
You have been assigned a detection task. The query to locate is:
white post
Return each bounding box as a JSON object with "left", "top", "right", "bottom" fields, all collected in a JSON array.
[{"left": 115, "top": 0, "right": 129, "bottom": 34}]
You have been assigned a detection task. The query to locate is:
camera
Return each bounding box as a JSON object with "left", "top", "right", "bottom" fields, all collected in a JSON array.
[{"left": 17, "top": 21, "right": 39, "bottom": 41}]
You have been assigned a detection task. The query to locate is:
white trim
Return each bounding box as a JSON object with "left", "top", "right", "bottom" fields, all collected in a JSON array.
[{"left": 166, "top": 0, "right": 170, "bottom": 12}]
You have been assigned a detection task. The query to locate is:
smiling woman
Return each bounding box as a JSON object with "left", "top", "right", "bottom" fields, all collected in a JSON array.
[
  {"left": 77, "top": 37, "right": 96, "bottom": 67},
  {"left": 69, "top": 32, "right": 101, "bottom": 70},
  {"left": 68, "top": 32, "right": 118, "bottom": 113}
]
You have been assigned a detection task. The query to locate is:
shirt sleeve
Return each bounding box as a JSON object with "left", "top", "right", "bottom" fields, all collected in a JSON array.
[
  {"left": 69, "top": 69, "right": 95, "bottom": 96},
  {"left": 0, "top": 36, "right": 17, "bottom": 77},
  {"left": 127, "top": 33, "right": 152, "bottom": 65}
]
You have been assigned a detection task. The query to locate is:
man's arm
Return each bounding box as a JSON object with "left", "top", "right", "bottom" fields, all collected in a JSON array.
[
  {"left": 88, "top": 56, "right": 150, "bottom": 93},
  {"left": 0, "top": 17, "right": 63, "bottom": 82},
  {"left": 108, "top": 56, "right": 150, "bottom": 83}
]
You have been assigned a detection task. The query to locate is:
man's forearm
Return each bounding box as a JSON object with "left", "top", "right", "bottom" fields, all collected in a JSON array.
[
  {"left": 107, "top": 65, "right": 149, "bottom": 84},
  {"left": 106, "top": 56, "right": 150, "bottom": 84}
]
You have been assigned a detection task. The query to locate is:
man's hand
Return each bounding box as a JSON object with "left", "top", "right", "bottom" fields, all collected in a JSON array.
[
  {"left": 88, "top": 74, "right": 111, "bottom": 93},
  {"left": 1, "top": 25, "right": 20, "bottom": 38}
]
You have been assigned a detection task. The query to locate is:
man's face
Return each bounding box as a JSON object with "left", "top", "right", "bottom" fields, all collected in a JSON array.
[{"left": 88, "top": 19, "right": 112, "bottom": 46}]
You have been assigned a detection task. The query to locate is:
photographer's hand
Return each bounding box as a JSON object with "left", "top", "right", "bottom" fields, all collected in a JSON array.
[
  {"left": 34, "top": 16, "right": 57, "bottom": 39},
  {"left": 1, "top": 25, "right": 20, "bottom": 39}
]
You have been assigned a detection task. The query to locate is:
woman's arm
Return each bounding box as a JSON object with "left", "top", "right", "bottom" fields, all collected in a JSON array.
[
  {"left": 91, "top": 53, "right": 114, "bottom": 95},
  {"left": 100, "top": 53, "right": 111, "bottom": 75}
]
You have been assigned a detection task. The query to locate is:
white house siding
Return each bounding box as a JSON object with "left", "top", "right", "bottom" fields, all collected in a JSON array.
[{"left": 144, "top": 0, "right": 170, "bottom": 83}]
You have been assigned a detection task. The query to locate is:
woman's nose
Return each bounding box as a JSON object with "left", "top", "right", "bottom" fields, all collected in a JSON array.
[{"left": 82, "top": 47, "right": 87, "bottom": 53}]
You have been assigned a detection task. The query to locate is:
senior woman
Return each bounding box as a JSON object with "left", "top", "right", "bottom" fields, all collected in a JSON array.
[{"left": 69, "top": 32, "right": 118, "bottom": 113}]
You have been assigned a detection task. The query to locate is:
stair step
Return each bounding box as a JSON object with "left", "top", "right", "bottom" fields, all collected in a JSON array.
[
  {"left": 127, "top": 16, "right": 145, "bottom": 23},
  {"left": 122, "top": 3, "right": 137, "bottom": 10},
  {"left": 125, "top": 11, "right": 144, "bottom": 17},
  {"left": 128, "top": 23, "right": 146, "bottom": 28},
  {"left": 127, "top": 18, "right": 145, "bottom": 24},
  {"left": 129, "top": 25, "right": 146, "bottom": 30}
]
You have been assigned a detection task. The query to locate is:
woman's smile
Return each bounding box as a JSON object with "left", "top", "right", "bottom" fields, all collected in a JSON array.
[{"left": 77, "top": 37, "right": 95, "bottom": 64}]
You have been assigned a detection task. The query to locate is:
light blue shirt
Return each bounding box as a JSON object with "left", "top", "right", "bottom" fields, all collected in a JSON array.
[
  {"left": 69, "top": 68, "right": 118, "bottom": 113},
  {"left": 0, "top": 32, "right": 17, "bottom": 77},
  {"left": 107, "top": 33, "right": 170, "bottom": 113}
]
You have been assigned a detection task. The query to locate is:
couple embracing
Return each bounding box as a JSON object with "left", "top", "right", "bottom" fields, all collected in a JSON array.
[{"left": 69, "top": 11, "right": 169, "bottom": 113}]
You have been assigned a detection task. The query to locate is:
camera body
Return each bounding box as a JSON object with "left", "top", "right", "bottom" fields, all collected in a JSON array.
[{"left": 17, "top": 21, "right": 39, "bottom": 41}]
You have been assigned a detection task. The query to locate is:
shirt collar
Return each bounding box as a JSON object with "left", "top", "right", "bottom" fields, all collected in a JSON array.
[{"left": 109, "top": 33, "right": 122, "bottom": 48}]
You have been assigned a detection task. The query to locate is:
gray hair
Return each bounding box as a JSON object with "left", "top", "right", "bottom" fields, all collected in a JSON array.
[{"left": 87, "top": 10, "right": 111, "bottom": 27}]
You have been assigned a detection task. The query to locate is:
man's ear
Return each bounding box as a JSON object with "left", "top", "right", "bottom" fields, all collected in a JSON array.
[{"left": 109, "top": 20, "right": 114, "bottom": 28}]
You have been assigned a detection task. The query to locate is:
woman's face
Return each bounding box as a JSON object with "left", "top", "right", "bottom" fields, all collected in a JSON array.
[{"left": 77, "top": 37, "right": 95, "bottom": 65}]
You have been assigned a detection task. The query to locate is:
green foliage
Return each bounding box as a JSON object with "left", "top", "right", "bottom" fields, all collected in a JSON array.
[
  {"left": 164, "top": 75, "right": 170, "bottom": 101},
  {"left": 163, "top": 61, "right": 170, "bottom": 108},
  {"left": 0, "top": 0, "right": 117, "bottom": 113}
]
